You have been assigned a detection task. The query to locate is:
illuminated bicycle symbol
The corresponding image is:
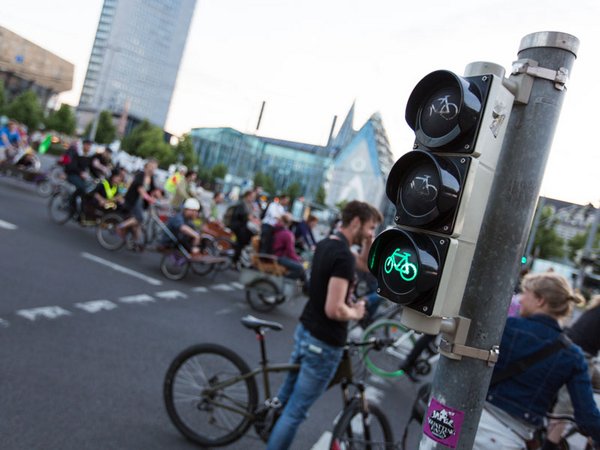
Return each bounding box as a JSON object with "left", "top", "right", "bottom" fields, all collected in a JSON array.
[
  {"left": 384, "top": 249, "right": 418, "bottom": 282},
  {"left": 428, "top": 95, "right": 459, "bottom": 121},
  {"left": 410, "top": 175, "right": 438, "bottom": 202}
]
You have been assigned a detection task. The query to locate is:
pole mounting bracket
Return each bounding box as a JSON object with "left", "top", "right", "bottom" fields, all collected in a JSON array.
[
  {"left": 439, "top": 339, "right": 499, "bottom": 366},
  {"left": 511, "top": 59, "right": 569, "bottom": 91}
]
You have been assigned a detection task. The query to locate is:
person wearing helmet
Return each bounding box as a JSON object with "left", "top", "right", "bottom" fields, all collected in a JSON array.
[{"left": 162, "top": 197, "right": 203, "bottom": 254}]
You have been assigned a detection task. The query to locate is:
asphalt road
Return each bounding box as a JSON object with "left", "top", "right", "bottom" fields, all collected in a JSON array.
[{"left": 0, "top": 173, "right": 422, "bottom": 450}]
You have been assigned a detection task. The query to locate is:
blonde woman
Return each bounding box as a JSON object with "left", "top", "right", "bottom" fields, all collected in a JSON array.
[{"left": 474, "top": 273, "right": 600, "bottom": 450}]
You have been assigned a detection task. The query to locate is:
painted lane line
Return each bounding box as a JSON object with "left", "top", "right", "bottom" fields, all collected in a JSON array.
[
  {"left": 16, "top": 306, "right": 72, "bottom": 321},
  {"left": 81, "top": 252, "right": 162, "bottom": 286},
  {"left": 155, "top": 290, "right": 187, "bottom": 300},
  {"left": 215, "top": 307, "right": 234, "bottom": 316},
  {"left": 231, "top": 282, "right": 245, "bottom": 289},
  {"left": 210, "top": 283, "right": 234, "bottom": 291},
  {"left": 0, "top": 219, "right": 17, "bottom": 230},
  {"left": 75, "top": 300, "right": 118, "bottom": 313},
  {"left": 192, "top": 287, "right": 208, "bottom": 293},
  {"left": 118, "top": 294, "right": 155, "bottom": 305},
  {"left": 0, "top": 318, "right": 10, "bottom": 328}
]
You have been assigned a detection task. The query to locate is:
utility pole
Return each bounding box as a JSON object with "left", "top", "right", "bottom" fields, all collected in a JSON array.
[{"left": 419, "top": 31, "right": 579, "bottom": 449}]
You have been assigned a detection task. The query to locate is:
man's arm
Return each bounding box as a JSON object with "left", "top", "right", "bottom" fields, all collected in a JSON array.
[{"left": 324, "top": 276, "right": 365, "bottom": 321}]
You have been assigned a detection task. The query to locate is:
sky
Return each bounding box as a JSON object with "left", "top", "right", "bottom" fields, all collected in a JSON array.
[{"left": 2, "top": 0, "right": 599, "bottom": 206}]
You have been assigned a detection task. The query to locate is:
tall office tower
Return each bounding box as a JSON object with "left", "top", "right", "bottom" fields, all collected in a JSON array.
[{"left": 77, "top": 0, "right": 196, "bottom": 135}]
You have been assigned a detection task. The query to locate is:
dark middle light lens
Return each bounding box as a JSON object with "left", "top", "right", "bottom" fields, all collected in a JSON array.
[{"left": 400, "top": 161, "right": 440, "bottom": 218}]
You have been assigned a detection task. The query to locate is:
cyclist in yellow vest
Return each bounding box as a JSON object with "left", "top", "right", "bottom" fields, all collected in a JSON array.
[
  {"left": 164, "top": 165, "right": 186, "bottom": 195},
  {"left": 92, "top": 169, "right": 125, "bottom": 210}
]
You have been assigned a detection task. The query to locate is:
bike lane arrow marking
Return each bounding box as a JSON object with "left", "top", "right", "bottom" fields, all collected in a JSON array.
[
  {"left": 16, "top": 306, "right": 72, "bottom": 321},
  {"left": 75, "top": 300, "right": 118, "bottom": 313},
  {"left": 155, "top": 290, "right": 187, "bottom": 300}
]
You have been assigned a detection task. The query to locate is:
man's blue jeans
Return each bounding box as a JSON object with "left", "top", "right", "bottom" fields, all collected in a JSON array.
[{"left": 266, "top": 323, "right": 344, "bottom": 450}]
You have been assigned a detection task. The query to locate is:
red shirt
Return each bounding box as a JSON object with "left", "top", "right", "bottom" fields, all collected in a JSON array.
[{"left": 272, "top": 226, "right": 301, "bottom": 262}]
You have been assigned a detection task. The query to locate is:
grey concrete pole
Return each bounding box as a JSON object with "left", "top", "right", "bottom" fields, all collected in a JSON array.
[{"left": 419, "top": 31, "right": 579, "bottom": 449}]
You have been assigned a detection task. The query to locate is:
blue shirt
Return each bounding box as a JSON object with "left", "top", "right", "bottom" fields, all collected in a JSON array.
[{"left": 487, "top": 314, "right": 600, "bottom": 443}]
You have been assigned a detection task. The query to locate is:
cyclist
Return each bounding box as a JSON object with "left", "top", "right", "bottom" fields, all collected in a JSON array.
[
  {"left": 0, "top": 119, "right": 22, "bottom": 162},
  {"left": 161, "top": 197, "right": 203, "bottom": 254},
  {"left": 116, "top": 159, "right": 159, "bottom": 250},
  {"left": 170, "top": 170, "right": 198, "bottom": 211},
  {"left": 266, "top": 200, "right": 382, "bottom": 450},
  {"left": 91, "top": 169, "right": 124, "bottom": 211},
  {"left": 229, "top": 189, "right": 259, "bottom": 268},
  {"left": 260, "top": 194, "right": 290, "bottom": 254},
  {"left": 64, "top": 139, "right": 93, "bottom": 219},
  {"left": 89, "top": 147, "right": 113, "bottom": 180},
  {"left": 474, "top": 272, "right": 600, "bottom": 450},
  {"left": 271, "top": 213, "right": 308, "bottom": 286}
]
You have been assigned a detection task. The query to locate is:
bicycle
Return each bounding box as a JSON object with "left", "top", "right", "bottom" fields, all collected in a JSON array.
[
  {"left": 384, "top": 249, "right": 418, "bottom": 282},
  {"left": 360, "top": 317, "right": 439, "bottom": 380},
  {"left": 163, "top": 315, "right": 396, "bottom": 448}
]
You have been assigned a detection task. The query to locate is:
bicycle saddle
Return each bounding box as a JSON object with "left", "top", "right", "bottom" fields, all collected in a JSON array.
[{"left": 241, "top": 315, "right": 283, "bottom": 332}]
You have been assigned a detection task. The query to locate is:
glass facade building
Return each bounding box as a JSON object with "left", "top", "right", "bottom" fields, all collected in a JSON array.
[{"left": 77, "top": 0, "right": 196, "bottom": 133}]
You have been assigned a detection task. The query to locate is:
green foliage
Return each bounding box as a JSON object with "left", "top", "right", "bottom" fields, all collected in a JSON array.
[
  {"left": 94, "top": 110, "right": 116, "bottom": 144},
  {"left": 120, "top": 120, "right": 155, "bottom": 154},
  {"left": 254, "top": 171, "right": 276, "bottom": 195},
  {"left": 211, "top": 163, "right": 228, "bottom": 180},
  {"left": 533, "top": 206, "right": 565, "bottom": 260},
  {"left": 568, "top": 227, "right": 600, "bottom": 261},
  {"left": 0, "top": 80, "right": 6, "bottom": 115},
  {"left": 336, "top": 199, "right": 349, "bottom": 212},
  {"left": 315, "top": 185, "right": 327, "bottom": 205},
  {"left": 5, "top": 90, "right": 44, "bottom": 130},
  {"left": 285, "top": 182, "right": 302, "bottom": 203},
  {"left": 120, "top": 120, "right": 175, "bottom": 168},
  {"left": 173, "top": 133, "right": 197, "bottom": 169},
  {"left": 45, "top": 104, "right": 76, "bottom": 135}
]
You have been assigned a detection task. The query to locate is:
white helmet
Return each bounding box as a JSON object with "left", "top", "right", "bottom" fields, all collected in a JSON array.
[{"left": 183, "top": 198, "right": 200, "bottom": 211}]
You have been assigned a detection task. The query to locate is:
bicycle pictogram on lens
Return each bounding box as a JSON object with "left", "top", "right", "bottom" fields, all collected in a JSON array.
[
  {"left": 384, "top": 249, "right": 418, "bottom": 282},
  {"left": 410, "top": 174, "right": 438, "bottom": 202},
  {"left": 428, "top": 95, "right": 459, "bottom": 121}
]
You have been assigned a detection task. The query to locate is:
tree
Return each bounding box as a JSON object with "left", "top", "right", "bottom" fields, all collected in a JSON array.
[
  {"left": 94, "top": 110, "right": 116, "bottom": 144},
  {"left": 173, "top": 133, "right": 197, "bottom": 169},
  {"left": 533, "top": 206, "right": 565, "bottom": 260},
  {"left": 0, "top": 80, "right": 6, "bottom": 115},
  {"left": 211, "top": 163, "right": 228, "bottom": 180},
  {"left": 120, "top": 120, "right": 176, "bottom": 167},
  {"left": 5, "top": 90, "right": 44, "bottom": 130},
  {"left": 315, "top": 185, "right": 327, "bottom": 205},
  {"left": 45, "top": 104, "right": 76, "bottom": 135},
  {"left": 568, "top": 227, "right": 600, "bottom": 261},
  {"left": 121, "top": 120, "right": 155, "bottom": 154},
  {"left": 254, "top": 172, "right": 276, "bottom": 195},
  {"left": 285, "top": 182, "right": 302, "bottom": 204}
]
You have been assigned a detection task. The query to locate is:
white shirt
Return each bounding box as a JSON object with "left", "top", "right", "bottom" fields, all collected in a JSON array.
[{"left": 262, "top": 202, "right": 285, "bottom": 226}]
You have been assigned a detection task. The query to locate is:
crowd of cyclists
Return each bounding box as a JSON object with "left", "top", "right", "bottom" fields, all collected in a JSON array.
[{"left": 3, "top": 125, "right": 600, "bottom": 449}]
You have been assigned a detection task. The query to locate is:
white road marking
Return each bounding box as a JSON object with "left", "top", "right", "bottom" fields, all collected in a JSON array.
[
  {"left": 211, "top": 283, "right": 234, "bottom": 291},
  {"left": 215, "top": 307, "right": 234, "bottom": 315},
  {"left": 81, "top": 252, "right": 162, "bottom": 286},
  {"left": 0, "top": 219, "right": 17, "bottom": 230},
  {"left": 231, "top": 282, "right": 245, "bottom": 289},
  {"left": 75, "top": 300, "right": 118, "bottom": 313},
  {"left": 16, "top": 306, "right": 71, "bottom": 321},
  {"left": 310, "top": 431, "right": 332, "bottom": 450},
  {"left": 155, "top": 290, "right": 187, "bottom": 300},
  {"left": 0, "top": 318, "right": 9, "bottom": 328},
  {"left": 118, "top": 294, "right": 155, "bottom": 305},
  {"left": 192, "top": 286, "right": 208, "bottom": 293}
]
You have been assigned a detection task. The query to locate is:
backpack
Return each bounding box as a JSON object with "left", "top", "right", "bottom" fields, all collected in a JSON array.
[{"left": 223, "top": 204, "right": 238, "bottom": 228}]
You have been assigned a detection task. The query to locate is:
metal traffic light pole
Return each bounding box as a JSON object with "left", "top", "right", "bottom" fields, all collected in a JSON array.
[{"left": 419, "top": 32, "right": 579, "bottom": 449}]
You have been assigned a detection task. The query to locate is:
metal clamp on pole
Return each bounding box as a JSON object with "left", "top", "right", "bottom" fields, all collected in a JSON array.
[
  {"left": 439, "top": 339, "right": 499, "bottom": 366},
  {"left": 438, "top": 316, "right": 499, "bottom": 366},
  {"left": 512, "top": 59, "right": 569, "bottom": 90}
]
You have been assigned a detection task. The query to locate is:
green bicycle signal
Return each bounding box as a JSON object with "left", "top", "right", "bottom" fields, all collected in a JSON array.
[{"left": 384, "top": 248, "right": 418, "bottom": 282}]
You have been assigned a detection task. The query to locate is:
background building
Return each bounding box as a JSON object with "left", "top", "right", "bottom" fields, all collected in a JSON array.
[
  {"left": 0, "top": 26, "right": 74, "bottom": 108},
  {"left": 190, "top": 104, "right": 396, "bottom": 219},
  {"left": 77, "top": 0, "right": 196, "bottom": 135}
]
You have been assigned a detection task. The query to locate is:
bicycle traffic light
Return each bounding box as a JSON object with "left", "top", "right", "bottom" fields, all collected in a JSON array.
[{"left": 368, "top": 66, "right": 515, "bottom": 333}]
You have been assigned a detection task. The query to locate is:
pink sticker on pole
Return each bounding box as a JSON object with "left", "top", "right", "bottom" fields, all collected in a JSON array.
[{"left": 423, "top": 396, "right": 465, "bottom": 448}]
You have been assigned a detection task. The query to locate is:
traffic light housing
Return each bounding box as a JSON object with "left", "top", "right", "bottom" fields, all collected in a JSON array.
[{"left": 368, "top": 65, "right": 515, "bottom": 333}]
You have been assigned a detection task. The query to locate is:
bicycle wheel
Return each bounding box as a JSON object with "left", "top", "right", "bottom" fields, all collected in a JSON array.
[
  {"left": 48, "top": 190, "right": 72, "bottom": 224},
  {"left": 96, "top": 213, "right": 126, "bottom": 250},
  {"left": 361, "top": 319, "right": 417, "bottom": 378},
  {"left": 36, "top": 179, "right": 54, "bottom": 197},
  {"left": 161, "top": 250, "right": 190, "bottom": 280},
  {"left": 188, "top": 237, "right": 217, "bottom": 276},
  {"left": 246, "top": 278, "right": 281, "bottom": 312},
  {"left": 164, "top": 343, "right": 259, "bottom": 447},
  {"left": 330, "top": 398, "right": 395, "bottom": 450},
  {"left": 213, "top": 237, "right": 235, "bottom": 271}
]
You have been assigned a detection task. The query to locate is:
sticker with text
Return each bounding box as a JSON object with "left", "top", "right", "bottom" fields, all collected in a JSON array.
[{"left": 423, "top": 397, "right": 464, "bottom": 448}]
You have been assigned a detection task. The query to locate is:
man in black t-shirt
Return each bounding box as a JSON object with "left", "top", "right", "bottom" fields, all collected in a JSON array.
[{"left": 267, "top": 201, "right": 382, "bottom": 450}]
